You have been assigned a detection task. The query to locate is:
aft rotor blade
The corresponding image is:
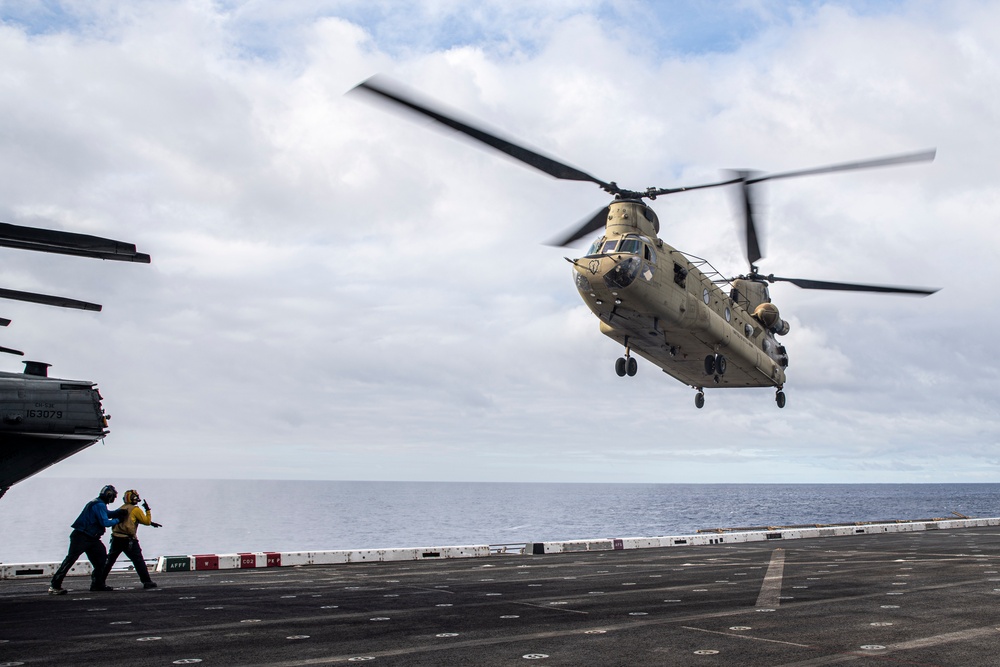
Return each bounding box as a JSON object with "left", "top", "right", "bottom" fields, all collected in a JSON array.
[
  {"left": 0, "top": 345, "right": 24, "bottom": 356},
  {"left": 0, "top": 288, "right": 102, "bottom": 311},
  {"left": 352, "top": 76, "right": 614, "bottom": 189},
  {"left": 768, "top": 275, "right": 939, "bottom": 296},
  {"left": 747, "top": 150, "right": 936, "bottom": 185},
  {"left": 728, "top": 170, "right": 763, "bottom": 268},
  {"left": 547, "top": 206, "right": 610, "bottom": 247}
]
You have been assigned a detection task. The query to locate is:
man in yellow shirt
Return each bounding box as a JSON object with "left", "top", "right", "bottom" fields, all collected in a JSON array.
[{"left": 102, "top": 489, "right": 161, "bottom": 589}]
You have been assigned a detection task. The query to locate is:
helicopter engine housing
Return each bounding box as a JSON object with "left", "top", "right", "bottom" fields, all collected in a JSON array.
[{"left": 753, "top": 302, "right": 790, "bottom": 336}]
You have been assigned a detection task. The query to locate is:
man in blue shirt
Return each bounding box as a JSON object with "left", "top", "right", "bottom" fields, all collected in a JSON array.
[{"left": 49, "top": 485, "right": 125, "bottom": 594}]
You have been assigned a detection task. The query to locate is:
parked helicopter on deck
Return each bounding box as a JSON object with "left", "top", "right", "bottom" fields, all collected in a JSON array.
[
  {"left": 0, "top": 221, "right": 149, "bottom": 498},
  {"left": 352, "top": 76, "right": 938, "bottom": 409}
]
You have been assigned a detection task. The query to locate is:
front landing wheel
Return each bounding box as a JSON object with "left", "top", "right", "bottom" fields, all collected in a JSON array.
[
  {"left": 615, "top": 357, "right": 626, "bottom": 377},
  {"left": 775, "top": 391, "right": 786, "bottom": 409},
  {"left": 695, "top": 392, "right": 705, "bottom": 409}
]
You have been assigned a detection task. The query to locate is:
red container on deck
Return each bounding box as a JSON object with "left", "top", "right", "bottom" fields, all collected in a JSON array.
[{"left": 194, "top": 554, "right": 220, "bottom": 570}]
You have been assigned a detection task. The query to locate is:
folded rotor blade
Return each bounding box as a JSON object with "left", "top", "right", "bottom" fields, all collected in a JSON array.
[
  {"left": 746, "top": 150, "right": 936, "bottom": 185},
  {"left": 352, "top": 76, "right": 614, "bottom": 189},
  {"left": 547, "top": 206, "right": 610, "bottom": 247},
  {"left": 0, "top": 222, "right": 148, "bottom": 261},
  {"left": 768, "top": 275, "right": 939, "bottom": 296},
  {"left": 0, "top": 288, "right": 102, "bottom": 311},
  {"left": 0, "top": 238, "right": 151, "bottom": 262}
]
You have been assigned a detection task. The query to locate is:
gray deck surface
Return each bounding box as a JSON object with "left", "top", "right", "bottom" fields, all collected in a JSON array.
[{"left": 3, "top": 526, "right": 1000, "bottom": 665}]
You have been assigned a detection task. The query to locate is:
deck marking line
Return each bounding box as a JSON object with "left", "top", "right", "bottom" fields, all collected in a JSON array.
[
  {"left": 512, "top": 601, "right": 589, "bottom": 614},
  {"left": 405, "top": 586, "right": 455, "bottom": 594},
  {"left": 890, "top": 625, "right": 998, "bottom": 650},
  {"left": 681, "top": 625, "right": 812, "bottom": 648},
  {"left": 254, "top": 609, "right": 751, "bottom": 666},
  {"left": 755, "top": 549, "right": 786, "bottom": 609}
]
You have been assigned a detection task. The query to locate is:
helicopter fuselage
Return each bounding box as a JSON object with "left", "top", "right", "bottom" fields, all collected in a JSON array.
[
  {"left": 0, "top": 370, "right": 109, "bottom": 498},
  {"left": 571, "top": 200, "right": 788, "bottom": 392}
]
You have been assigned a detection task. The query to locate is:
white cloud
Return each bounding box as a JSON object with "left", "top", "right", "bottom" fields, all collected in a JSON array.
[{"left": 0, "top": 1, "right": 997, "bottom": 486}]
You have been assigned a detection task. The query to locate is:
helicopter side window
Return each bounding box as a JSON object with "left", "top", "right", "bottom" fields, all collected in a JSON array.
[
  {"left": 600, "top": 240, "right": 619, "bottom": 253},
  {"left": 644, "top": 244, "right": 656, "bottom": 264},
  {"left": 618, "top": 238, "right": 642, "bottom": 255}
]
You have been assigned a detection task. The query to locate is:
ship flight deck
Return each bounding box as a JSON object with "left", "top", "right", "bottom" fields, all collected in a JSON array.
[{"left": 3, "top": 524, "right": 1000, "bottom": 665}]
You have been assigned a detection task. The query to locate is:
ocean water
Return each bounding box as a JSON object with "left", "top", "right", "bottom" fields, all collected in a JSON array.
[{"left": 3, "top": 478, "right": 999, "bottom": 564}]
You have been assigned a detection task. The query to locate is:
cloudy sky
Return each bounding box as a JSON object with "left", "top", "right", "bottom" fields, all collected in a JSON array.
[{"left": 1, "top": 0, "right": 998, "bottom": 485}]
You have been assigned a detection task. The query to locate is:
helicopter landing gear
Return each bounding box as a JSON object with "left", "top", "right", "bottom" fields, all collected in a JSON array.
[
  {"left": 695, "top": 391, "right": 705, "bottom": 409},
  {"left": 775, "top": 390, "right": 786, "bottom": 409},
  {"left": 616, "top": 343, "right": 638, "bottom": 377},
  {"left": 704, "top": 354, "right": 726, "bottom": 376}
]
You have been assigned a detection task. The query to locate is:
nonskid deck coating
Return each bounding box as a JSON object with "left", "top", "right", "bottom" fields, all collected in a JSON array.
[{"left": 3, "top": 527, "right": 1000, "bottom": 665}]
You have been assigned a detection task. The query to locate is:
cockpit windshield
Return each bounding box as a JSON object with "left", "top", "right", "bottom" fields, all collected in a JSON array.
[
  {"left": 618, "top": 238, "right": 642, "bottom": 255},
  {"left": 586, "top": 237, "right": 605, "bottom": 256},
  {"left": 586, "top": 236, "right": 646, "bottom": 257}
]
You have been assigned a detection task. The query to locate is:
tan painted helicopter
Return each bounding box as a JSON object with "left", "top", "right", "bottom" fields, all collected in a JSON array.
[{"left": 352, "top": 76, "right": 938, "bottom": 409}]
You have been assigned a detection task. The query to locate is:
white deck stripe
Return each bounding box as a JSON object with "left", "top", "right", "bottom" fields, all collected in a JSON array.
[{"left": 755, "top": 548, "right": 786, "bottom": 608}]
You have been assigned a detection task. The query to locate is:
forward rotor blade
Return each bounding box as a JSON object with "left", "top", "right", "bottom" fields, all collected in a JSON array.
[
  {"left": 351, "top": 76, "right": 613, "bottom": 189},
  {"left": 0, "top": 345, "right": 24, "bottom": 356},
  {"left": 0, "top": 288, "right": 102, "bottom": 311},
  {"left": 547, "top": 206, "right": 610, "bottom": 247},
  {"left": 768, "top": 275, "right": 939, "bottom": 296},
  {"left": 746, "top": 149, "right": 936, "bottom": 185},
  {"left": 648, "top": 150, "right": 935, "bottom": 198}
]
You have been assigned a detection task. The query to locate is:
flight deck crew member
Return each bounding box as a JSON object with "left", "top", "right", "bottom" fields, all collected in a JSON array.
[
  {"left": 49, "top": 485, "right": 126, "bottom": 594},
  {"left": 101, "top": 489, "right": 161, "bottom": 589}
]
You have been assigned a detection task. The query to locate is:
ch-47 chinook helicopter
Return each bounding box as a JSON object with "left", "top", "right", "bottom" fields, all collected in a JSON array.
[
  {"left": 352, "top": 76, "right": 938, "bottom": 410},
  {"left": 0, "top": 221, "right": 149, "bottom": 498}
]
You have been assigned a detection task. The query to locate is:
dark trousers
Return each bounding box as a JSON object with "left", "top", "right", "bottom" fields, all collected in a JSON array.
[
  {"left": 51, "top": 529, "right": 108, "bottom": 590},
  {"left": 103, "top": 536, "right": 152, "bottom": 584}
]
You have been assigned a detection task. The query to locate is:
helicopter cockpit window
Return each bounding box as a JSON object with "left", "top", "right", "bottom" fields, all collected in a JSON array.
[
  {"left": 586, "top": 237, "right": 606, "bottom": 256},
  {"left": 618, "top": 238, "right": 643, "bottom": 255},
  {"left": 600, "top": 239, "right": 619, "bottom": 254}
]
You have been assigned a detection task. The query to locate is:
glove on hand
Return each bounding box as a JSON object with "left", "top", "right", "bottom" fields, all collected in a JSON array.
[
  {"left": 142, "top": 501, "right": 150, "bottom": 511},
  {"left": 150, "top": 522, "right": 162, "bottom": 528}
]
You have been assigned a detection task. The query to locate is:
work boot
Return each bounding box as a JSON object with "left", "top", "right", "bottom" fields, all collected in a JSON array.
[
  {"left": 48, "top": 586, "right": 67, "bottom": 595},
  {"left": 143, "top": 581, "right": 158, "bottom": 589}
]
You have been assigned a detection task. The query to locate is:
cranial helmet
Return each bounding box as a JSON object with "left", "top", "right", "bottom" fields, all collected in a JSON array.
[
  {"left": 124, "top": 489, "right": 141, "bottom": 505},
  {"left": 99, "top": 485, "right": 118, "bottom": 503}
]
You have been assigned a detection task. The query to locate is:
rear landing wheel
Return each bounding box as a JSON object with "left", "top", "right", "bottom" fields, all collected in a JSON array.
[
  {"left": 776, "top": 391, "right": 786, "bottom": 409},
  {"left": 704, "top": 355, "right": 716, "bottom": 375},
  {"left": 626, "top": 357, "right": 637, "bottom": 377},
  {"left": 695, "top": 392, "right": 705, "bottom": 409},
  {"left": 615, "top": 357, "right": 626, "bottom": 377},
  {"left": 715, "top": 355, "right": 727, "bottom": 375}
]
